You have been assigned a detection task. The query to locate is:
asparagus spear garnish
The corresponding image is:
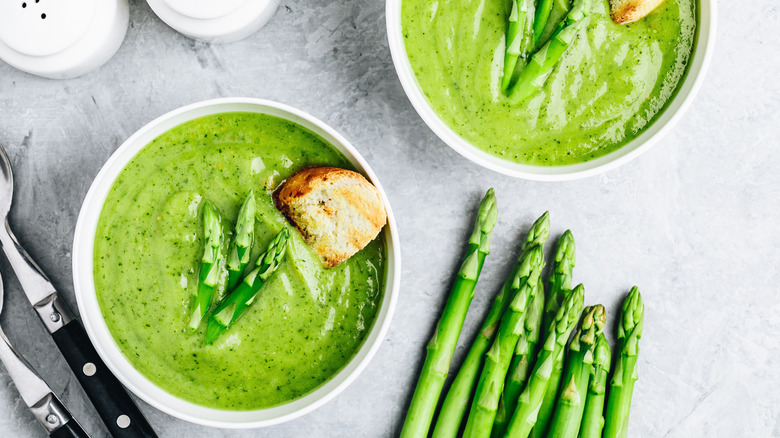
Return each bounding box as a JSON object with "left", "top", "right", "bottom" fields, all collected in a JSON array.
[
  {"left": 509, "top": 0, "right": 592, "bottom": 102},
  {"left": 503, "top": 284, "right": 585, "bottom": 438},
  {"left": 546, "top": 305, "right": 606, "bottom": 438},
  {"left": 501, "top": 0, "right": 536, "bottom": 90},
  {"left": 491, "top": 280, "right": 545, "bottom": 437},
  {"left": 529, "top": 231, "right": 576, "bottom": 438},
  {"left": 433, "top": 212, "right": 549, "bottom": 438},
  {"left": 603, "top": 287, "right": 644, "bottom": 438},
  {"left": 534, "top": 0, "right": 573, "bottom": 47},
  {"left": 462, "top": 246, "right": 544, "bottom": 438},
  {"left": 188, "top": 202, "right": 223, "bottom": 330},
  {"left": 226, "top": 190, "right": 256, "bottom": 291},
  {"left": 579, "top": 334, "right": 612, "bottom": 438},
  {"left": 532, "top": 0, "right": 555, "bottom": 44},
  {"left": 204, "top": 228, "right": 289, "bottom": 344},
  {"left": 400, "top": 189, "right": 498, "bottom": 438}
]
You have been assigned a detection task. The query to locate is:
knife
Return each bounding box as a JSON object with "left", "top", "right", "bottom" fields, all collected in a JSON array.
[
  {"left": 0, "top": 145, "right": 157, "bottom": 437},
  {"left": 0, "top": 273, "right": 89, "bottom": 438}
]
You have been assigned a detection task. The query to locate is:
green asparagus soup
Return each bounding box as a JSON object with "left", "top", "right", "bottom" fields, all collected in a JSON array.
[
  {"left": 94, "top": 112, "right": 385, "bottom": 410},
  {"left": 401, "top": 0, "right": 696, "bottom": 165}
]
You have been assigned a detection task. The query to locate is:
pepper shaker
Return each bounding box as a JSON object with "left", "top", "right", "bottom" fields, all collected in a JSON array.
[{"left": 146, "top": 0, "right": 280, "bottom": 43}]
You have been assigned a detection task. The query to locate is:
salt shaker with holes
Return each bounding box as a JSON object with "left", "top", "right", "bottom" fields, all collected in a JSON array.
[{"left": 0, "top": 0, "right": 129, "bottom": 79}]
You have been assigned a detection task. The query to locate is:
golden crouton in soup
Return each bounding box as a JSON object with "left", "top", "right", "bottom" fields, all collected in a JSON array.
[
  {"left": 609, "top": 0, "right": 665, "bottom": 24},
  {"left": 274, "top": 167, "right": 387, "bottom": 268}
]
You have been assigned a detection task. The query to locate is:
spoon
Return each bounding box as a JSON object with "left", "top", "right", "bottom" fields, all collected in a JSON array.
[
  {"left": 0, "top": 270, "right": 89, "bottom": 437},
  {"left": 0, "top": 143, "right": 157, "bottom": 437}
]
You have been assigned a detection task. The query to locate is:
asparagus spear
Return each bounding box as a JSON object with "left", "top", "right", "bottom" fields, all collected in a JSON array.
[
  {"left": 524, "top": 232, "right": 576, "bottom": 438},
  {"left": 501, "top": 0, "right": 536, "bottom": 90},
  {"left": 462, "top": 246, "right": 545, "bottom": 438},
  {"left": 400, "top": 189, "right": 498, "bottom": 438},
  {"left": 433, "top": 212, "right": 549, "bottom": 438},
  {"left": 509, "top": 0, "right": 592, "bottom": 102},
  {"left": 188, "top": 202, "right": 223, "bottom": 330},
  {"left": 603, "top": 287, "right": 644, "bottom": 438},
  {"left": 579, "top": 334, "right": 611, "bottom": 438},
  {"left": 226, "top": 190, "right": 256, "bottom": 291},
  {"left": 204, "top": 228, "right": 289, "bottom": 344},
  {"left": 535, "top": 0, "right": 573, "bottom": 49},
  {"left": 543, "top": 230, "right": 575, "bottom": 340},
  {"left": 521, "top": 212, "right": 550, "bottom": 253},
  {"left": 491, "top": 280, "right": 545, "bottom": 438},
  {"left": 503, "top": 284, "right": 585, "bottom": 438},
  {"left": 532, "top": 0, "right": 555, "bottom": 44},
  {"left": 546, "top": 305, "right": 606, "bottom": 438}
]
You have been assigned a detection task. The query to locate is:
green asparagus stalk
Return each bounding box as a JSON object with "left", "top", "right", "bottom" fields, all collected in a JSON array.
[
  {"left": 226, "top": 190, "right": 256, "bottom": 291},
  {"left": 491, "top": 280, "right": 545, "bottom": 438},
  {"left": 462, "top": 246, "right": 545, "bottom": 438},
  {"left": 432, "top": 212, "right": 549, "bottom": 438},
  {"left": 503, "top": 284, "right": 585, "bottom": 438},
  {"left": 432, "top": 273, "right": 513, "bottom": 438},
  {"left": 535, "top": 0, "right": 573, "bottom": 49},
  {"left": 189, "top": 202, "right": 223, "bottom": 330},
  {"left": 603, "top": 287, "right": 644, "bottom": 438},
  {"left": 527, "top": 231, "right": 575, "bottom": 438},
  {"left": 400, "top": 189, "right": 498, "bottom": 438},
  {"left": 509, "top": 0, "right": 592, "bottom": 102},
  {"left": 543, "top": 230, "right": 575, "bottom": 339},
  {"left": 579, "top": 334, "right": 611, "bottom": 438},
  {"left": 204, "top": 228, "right": 289, "bottom": 344},
  {"left": 532, "top": 0, "right": 555, "bottom": 44},
  {"left": 521, "top": 212, "right": 550, "bottom": 253},
  {"left": 501, "top": 0, "right": 536, "bottom": 90},
  {"left": 546, "top": 305, "right": 606, "bottom": 438}
]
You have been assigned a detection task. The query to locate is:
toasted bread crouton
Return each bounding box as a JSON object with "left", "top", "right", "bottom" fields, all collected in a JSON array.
[
  {"left": 609, "top": 0, "right": 665, "bottom": 24},
  {"left": 274, "top": 167, "right": 387, "bottom": 268}
]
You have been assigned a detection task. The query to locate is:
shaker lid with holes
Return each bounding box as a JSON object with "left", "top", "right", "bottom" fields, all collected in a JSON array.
[
  {"left": 0, "top": 0, "right": 129, "bottom": 79},
  {"left": 146, "top": 0, "right": 280, "bottom": 43}
]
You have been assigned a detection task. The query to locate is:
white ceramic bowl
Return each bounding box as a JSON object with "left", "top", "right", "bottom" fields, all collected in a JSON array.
[
  {"left": 72, "top": 98, "right": 401, "bottom": 428},
  {"left": 386, "top": 0, "right": 716, "bottom": 181}
]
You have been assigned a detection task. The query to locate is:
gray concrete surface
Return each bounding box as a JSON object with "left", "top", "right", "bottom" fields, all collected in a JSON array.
[{"left": 0, "top": 0, "right": 778, "bottom": 436}]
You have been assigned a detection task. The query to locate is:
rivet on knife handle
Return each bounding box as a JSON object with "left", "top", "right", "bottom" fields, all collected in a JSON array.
[{"left": 51, "top": 320, "right": 158, "bottom": 437}]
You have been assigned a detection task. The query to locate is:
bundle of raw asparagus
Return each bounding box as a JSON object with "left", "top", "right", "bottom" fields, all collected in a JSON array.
[{"left": 400, "top": 189, "right": 644, "bottom": 438}]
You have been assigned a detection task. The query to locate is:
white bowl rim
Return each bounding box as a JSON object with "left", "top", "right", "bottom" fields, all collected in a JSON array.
[
  {"left": 72, "top": 97, "right": 401, "bottom": 429},
  {"left": 386, "top": 0, "right": 717, "bottom": 181}
]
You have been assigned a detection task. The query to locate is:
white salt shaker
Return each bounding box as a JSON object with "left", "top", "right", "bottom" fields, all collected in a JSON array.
[
  {"left": 146, "top": 0, "right": 280, "bottom": 43},
  {"left": 0, "top": 0, "right": 129, "bottom": 79}
]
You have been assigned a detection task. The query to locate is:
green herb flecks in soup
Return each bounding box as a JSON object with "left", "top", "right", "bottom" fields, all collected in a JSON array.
[
  {"left": 94, "top": 112, "right": 385, "bottom": 410},
  {"left": 401, "top": 0, "right": 696, "bottom": 165}
]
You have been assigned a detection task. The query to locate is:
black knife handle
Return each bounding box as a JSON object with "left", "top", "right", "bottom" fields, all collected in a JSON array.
[
  {"left": 50, "top": 420, "right": 90, "bottom": 438},
  {"left": 51, "top": 320, "right": 158, "bottom": 438}
]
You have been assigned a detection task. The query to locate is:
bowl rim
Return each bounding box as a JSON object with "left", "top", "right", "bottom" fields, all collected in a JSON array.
[
  {"left": 385, "top": 0, "right": 717, "bottom": 181},
  {"left": 72, "top": 97, "right": 401, "bottom": 428}
]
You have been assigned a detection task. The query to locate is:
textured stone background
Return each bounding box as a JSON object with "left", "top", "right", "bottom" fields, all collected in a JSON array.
[{"left": 0, "top": 0, "right": 778, "bottom": 437}]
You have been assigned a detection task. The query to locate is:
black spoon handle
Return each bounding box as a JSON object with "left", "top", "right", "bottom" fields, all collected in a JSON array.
[{"left": 51, "top": 320, "right": 158, "bottom": 438}]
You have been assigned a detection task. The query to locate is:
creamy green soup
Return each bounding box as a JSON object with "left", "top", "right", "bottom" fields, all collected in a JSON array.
[
  {"left": 402, "top": 0, "right": 696, "bottom": 165},
  {"left": 94, "top": 112, "right": 385, "bottom": 410}
]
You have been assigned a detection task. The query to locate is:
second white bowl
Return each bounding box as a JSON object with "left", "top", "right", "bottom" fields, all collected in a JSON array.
[{"left": 386, "top": 0, "right": 716, "bottom": 181}]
